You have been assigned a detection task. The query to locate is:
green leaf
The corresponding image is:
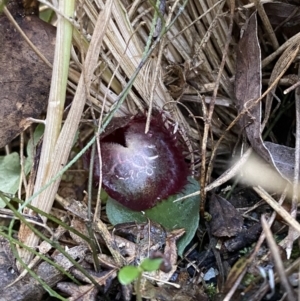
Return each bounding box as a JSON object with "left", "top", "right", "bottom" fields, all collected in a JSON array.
[
  {"left": 106, "top": 177, "right": 200, "bottom": 256},
  {"left": 0, "top": 153, "right": 22, "bottom": 208},
  {"left": 140, "top": 258, "right": 163, "bottom": 272},
  {"left": 39, "top": 8, "right": 55, "bottom": 23},
  {"left": 25, "top": 124, "right": 45, "bottom": 174},
  {"left": 118, "top": 266, "right": 140, "bottom": 285},
  {"left": 0, "top": 126, "right": 45, "bottom": 208},
  {"left": 0, "top": 0, "right": 8, "bottom": 13},
  {"left": 26, "top": 124, "right": 45, "bottom": 161}
]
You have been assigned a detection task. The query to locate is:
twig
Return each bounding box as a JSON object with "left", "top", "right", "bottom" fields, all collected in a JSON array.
[
  {"left": 253, "top": 186, "right": 300, "bottom": 234},
  {"left": 3, "top": 6, "right": 52, "bottom": 68},
  {"left": 252, "top": 0, "right": 279, "bottom": 50},
  {"left": 261, "top": 215, "right": 296, "bottom": 301}
]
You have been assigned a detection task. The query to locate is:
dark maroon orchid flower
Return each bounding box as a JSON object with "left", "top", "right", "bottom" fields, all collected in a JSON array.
[{"left": 92, "top": 113, "right": 189, "bottom": 211}]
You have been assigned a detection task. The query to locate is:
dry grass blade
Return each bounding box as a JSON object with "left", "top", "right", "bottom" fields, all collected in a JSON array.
[
  {"left": 18, "top": 0, "right": 76, "bottom": 266},
  {"left": 262, "top": 43, "right": 300, "bottom": 131},
  {"left": 254, "top": 186, "right": 300, "bottom": 235},
  {"left": 253, "top": 0, "right": 279, "bottom": 50},
  {"left": 261, "top": 215, "right": 297, "bottom": 301},
  {"left": 286, "top": 70, "right": 300, "bottom": 259},
  {"left": 262, "top": 32, "right": 300, "bottom": 68},
  {"left": 94, "top": 219, "right": 126, "bottom": 267},
  {"left": 3, "top": 6, "right": 52, "bottom": 68}
]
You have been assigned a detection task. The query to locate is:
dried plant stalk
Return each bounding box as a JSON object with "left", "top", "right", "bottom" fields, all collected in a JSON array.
[{"left": 19, "top": 0, "right": 113, "bottom": 266}]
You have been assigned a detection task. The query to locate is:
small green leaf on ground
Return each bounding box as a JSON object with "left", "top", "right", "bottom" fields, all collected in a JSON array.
[
  {"left": 140, "top": 258, "right": 163, "bottom": 272},
  {"left": 0, "top": 125, "right": 45, "bottom": 208},
  {"left": 25, "top": 124, "right": 45, "bottom": 174},
  {"left": 0, "top": 153, "right": 21, "bottom": 208},
  {"left": 106, "top": 177, "right": 200, "bottom": 256},
  {"left": 118, "top": 266, "right": 140, "bottom": 285},
  {"left": 26, "top": 124, "right": 44, "bottom": 160}
]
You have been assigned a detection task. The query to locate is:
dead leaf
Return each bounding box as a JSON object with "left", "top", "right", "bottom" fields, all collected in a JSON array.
[
  {"left": 235, "top": 12, "right": 300, "bottom": 182},
  {"left": 235, "top": 12, "right": 261, "bottom": 132},
  {"left": 0, "top": 8, "right": 55, "bottom": 147},
  {"left": 156, "top": 228, "right": 185, "bottom": 285},
  {"left": 264, "top": 141, "right": 298, "bottom": 180},
  {"left": 113, "top": 221, "right": 167, "bottom": 261},
  {"left": 142, "top": 277, "right": 209, "bottom": 301},
  {"left": 209, "top": 194, "right": 243, "bottom": 237}
]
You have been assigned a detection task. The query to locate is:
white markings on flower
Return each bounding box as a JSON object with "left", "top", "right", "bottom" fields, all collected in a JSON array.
[
  {"left": 147, "top": 155, "right": 159, "bottom": 160},
  {"left": 173, "top": 122, "right": 179, "bottom": 134},
  {"left": 114, "top": 143, "right": 159, "bottom": 180}
]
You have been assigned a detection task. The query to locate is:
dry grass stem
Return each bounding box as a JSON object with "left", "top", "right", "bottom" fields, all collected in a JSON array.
[
  {"left": 18, "top": 0, "right": 113, "bottom": 265},
  {"left": 254, "top": 186, "right": 300, "bottom": 235},
  {"left": 261, "top": 215, "right": 297, "bottom": 301}
]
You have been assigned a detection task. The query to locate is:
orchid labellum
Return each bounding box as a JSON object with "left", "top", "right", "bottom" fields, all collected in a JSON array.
[{"left": 91, "top": 113, "right": 189, "bottom": 211}]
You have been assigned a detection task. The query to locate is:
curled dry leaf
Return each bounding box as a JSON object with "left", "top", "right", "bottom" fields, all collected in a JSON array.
[
  {"left": 235, "top": 12, "right": 300, "bottom": 182},
  {"left": 0, "top": 8, "right": 55, "bottom": 147},
  {"left": 209, "top": 194, "right": 243, "bottom": 237}
]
